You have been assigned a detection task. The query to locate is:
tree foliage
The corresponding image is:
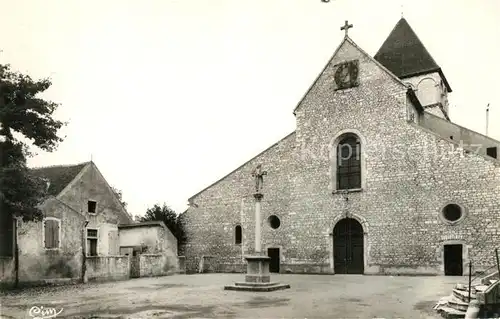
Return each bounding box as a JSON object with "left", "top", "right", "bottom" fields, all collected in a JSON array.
[
  {"left": 141, "top": 203, "right": 187, "bottom": 253},
  {"left": 111, "top": 187, "right": 127, "bottom": 209},
  {"left": 0, "top": 63, "right": 65, "bottom": 221}
]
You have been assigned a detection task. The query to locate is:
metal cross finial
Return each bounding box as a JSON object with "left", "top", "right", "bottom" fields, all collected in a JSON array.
[
  {"left": 401, "top": 3, "right": 404, "bottom": 18},
  {"left": 340, "top": 20, "right": 353, "bottom": 37}
]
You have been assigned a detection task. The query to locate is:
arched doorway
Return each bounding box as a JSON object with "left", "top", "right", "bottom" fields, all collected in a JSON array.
[{"left": 333, "top": 218, "right": 364, "bottom": 274}]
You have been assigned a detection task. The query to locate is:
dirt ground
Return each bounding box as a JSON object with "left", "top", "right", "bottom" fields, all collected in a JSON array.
[{"left": 0, "top": 273, "right": 461, "bottom": 318}]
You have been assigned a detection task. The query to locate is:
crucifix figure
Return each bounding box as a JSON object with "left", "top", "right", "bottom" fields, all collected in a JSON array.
[
  {"left": 251, "top": 164, "right": 267, "bottom": 194},
  {"left": 341, "top": 20, "right": 353, "bottom": 37}
]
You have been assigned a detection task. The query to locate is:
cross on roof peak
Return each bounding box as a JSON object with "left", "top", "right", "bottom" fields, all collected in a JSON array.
[{"left": 340, "top": 20, "right": 353, "bottom": 37}]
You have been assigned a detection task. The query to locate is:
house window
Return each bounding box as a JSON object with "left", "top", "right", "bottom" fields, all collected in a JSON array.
[
  {"left": 487, "top": 147, "right": 497, "bottom": 159},
  {"left": 87, "top": 228, "right": 98, "bottom": 256},
  {"left": 235, "top": 225, "right": 242, "bottom": 245},
  {"left": 88, "top": 200, "right": 97, "bottom": 214},
  {"left": 44, "top": 218, "right": 60, "bottom": 249},
  {"left": 337, "top": 135, "right": 361, "bottom": 190}
]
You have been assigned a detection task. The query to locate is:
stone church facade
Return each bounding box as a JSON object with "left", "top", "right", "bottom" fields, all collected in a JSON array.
[{"left": 183, "top": 18, "right": 500, "bottom": 275}]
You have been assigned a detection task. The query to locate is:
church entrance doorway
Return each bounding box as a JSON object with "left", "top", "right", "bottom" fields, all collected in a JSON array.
[
  {"left": 333, "top": 218, "right": 364, "bottom": 274},
  {"left": 444, "top": 244, "right": 463, "bottom": 276},
  {"left": 267, "top": 248, "right": 280, "bottom": 273}
]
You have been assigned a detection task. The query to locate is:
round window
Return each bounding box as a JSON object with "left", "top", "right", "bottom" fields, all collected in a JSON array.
[
  {"left": 268, "top": 215, "right": 281, "bottom": 229},
  {"left": 442, "top": 204, "right": 463, "bottom": 223}
]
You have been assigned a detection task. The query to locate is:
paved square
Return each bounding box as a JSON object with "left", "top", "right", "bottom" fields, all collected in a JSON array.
[{"left": 0, "top": 274, "right": 460, "bottom": 318}]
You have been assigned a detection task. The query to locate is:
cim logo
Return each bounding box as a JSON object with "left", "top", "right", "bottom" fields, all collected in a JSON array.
[{"left": 28, "top": 306, "right": 63, "bottom": 319}]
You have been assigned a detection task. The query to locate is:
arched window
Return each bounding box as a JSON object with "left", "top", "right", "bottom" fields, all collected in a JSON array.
[
  {"left": 337, "top": 135, "right": 361, "bottom": 190},
  {"left": 235, "top": 225, "right": 242, "bottom": 245}
]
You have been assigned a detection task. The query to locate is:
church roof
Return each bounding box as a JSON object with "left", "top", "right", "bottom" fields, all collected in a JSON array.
[
  {"left": 374, "top": 18, "right": 452, "bottom": 92},
  {"left": 30, "top": 162, "right": 89, "bottom": 196}
]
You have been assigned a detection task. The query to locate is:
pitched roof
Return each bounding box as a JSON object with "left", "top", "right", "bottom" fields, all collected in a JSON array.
[
  {"left": 30, "top": 162, "right": 89, "bottom": 196},
  {"left": 373, "top": 18, "right": 452, "bottom": 92}
]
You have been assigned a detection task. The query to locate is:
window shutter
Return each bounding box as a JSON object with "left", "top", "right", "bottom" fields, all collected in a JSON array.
[
  {"left": 54, "top": 221, "right": 60, "bottom": 248},
  {"left": 44, "top": 221, "right": 49, "bottom": 248},
  {"left": 48, "top": 220, "right": 55, "bottom": 248},
  {"left": 44, "top": 220, "right": 59, "bottom": 249}
]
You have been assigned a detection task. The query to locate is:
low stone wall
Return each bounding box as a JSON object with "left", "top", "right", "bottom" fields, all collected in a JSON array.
[
  {"left": 18, "top": 251, "right": 83, "bottom": 283},
  {"left": 219, "top": 263, "right": 245, "bottom": 273},
  {"left": 282, "top": 263, "right": 331, "bottom": 274},
  {"left": 86, "top": 256, "right": 129, "bottom": 282},
  {"left": 186, "top": 258, "right": 446, "bottom": 275},
  {"left": 139, "top": 254, "right": 177, "bottom": 277},
  {"left": 196, "top": 256, "right": 218, "bottom": 273},
  {"left": 369, "top": 264, "right": 440, "bottom": 276},
  {"left": 0, "top": 257, "right": 14, "bottom": 287}
]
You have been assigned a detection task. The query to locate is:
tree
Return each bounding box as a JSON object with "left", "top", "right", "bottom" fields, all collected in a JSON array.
[
  {"left": 111, "top": 187, "right": 127, "bottom": 209},
  {"left": 141, "top": 203, "right": 187, "bottom": 253},
  {"left": 0, "top": 63, "right": 65, "bottom": 222}
]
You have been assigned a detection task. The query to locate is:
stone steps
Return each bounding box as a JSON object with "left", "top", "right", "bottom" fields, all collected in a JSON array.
[
  {"left": 224, "top": 282, "right": 291, "bottom": 292},
  {"left": 447, "top": 296, "right": 469, "bottom": 312},
  {"left": 434, "top": 274, "right": 499, "bottom": 318},
  {"left": 434, "top": 295, "right": 469, "bottom": 316},
  {"left": 474, "top": 284, "right": 489, "bottom": 293},
  {"left": 453, "top": 288, "right": 476, "bottom": 303},
  {"left": 435, "top": 305, "right": 466, "bottom": 319}
]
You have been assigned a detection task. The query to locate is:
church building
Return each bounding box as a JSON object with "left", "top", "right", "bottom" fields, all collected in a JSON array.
[{"left": 182, "top": 18, "right": 500, "bottom": 276}]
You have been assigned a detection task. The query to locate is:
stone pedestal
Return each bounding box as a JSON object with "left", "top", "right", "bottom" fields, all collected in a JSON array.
[
  {"left": 224, "top": 255, "right": 290, "bottom": 291},
  {"left": 244, "top": 255, "right": 271, "bottom": 283}
]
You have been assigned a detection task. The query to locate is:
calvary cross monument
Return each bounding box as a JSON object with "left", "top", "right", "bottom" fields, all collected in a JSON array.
[{"left": 224, "top": 165, "right": 290, "bottom": 292}]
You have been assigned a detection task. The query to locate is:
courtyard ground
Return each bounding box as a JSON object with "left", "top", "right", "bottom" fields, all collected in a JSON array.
[{"left": 0, "top": 274, "right": 461, "bottom": 318}]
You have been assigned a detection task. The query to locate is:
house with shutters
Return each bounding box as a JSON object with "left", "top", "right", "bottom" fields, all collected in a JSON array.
[{"left": 0, "top": 161, "right": 178, "bottom": 287}]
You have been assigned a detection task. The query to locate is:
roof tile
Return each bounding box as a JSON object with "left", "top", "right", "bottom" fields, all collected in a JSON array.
[
  {"left": 374, "top": 18, "right": 440, "bottom": 79},
  {"left": 30, "top": 162, "right": 88, "bottom": 196}
]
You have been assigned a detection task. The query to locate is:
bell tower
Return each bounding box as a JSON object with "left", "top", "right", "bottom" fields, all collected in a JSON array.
[{"left": 374, "top": 18, "right": 452, "bottom": 120}]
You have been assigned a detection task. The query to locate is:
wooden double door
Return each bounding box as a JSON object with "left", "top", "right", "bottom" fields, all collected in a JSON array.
[{"left": 333, "top": 218, "right": 364, "bottom": 274}]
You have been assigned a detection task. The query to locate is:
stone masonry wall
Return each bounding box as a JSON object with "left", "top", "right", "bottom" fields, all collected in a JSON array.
[
  {"left": 59, "top": 163, "right": 132, "bottom": 225},
  {"left": 59, "top": 163, "right": 132, "bottom": 257},
  {"left": 139, "top": 253, "right": 177, "bottom": 277},
  {"left": 86, "top": 256, "right": 129, "bottom": 282},
  {"left": 16, "top": 198, "right": 86, "bottom": 284},
  {"left": 0, "top": 257, "right": 14, "bottom": 287},
  {"left": 183, "top": 38, "right": 500, "bottom": 275}
]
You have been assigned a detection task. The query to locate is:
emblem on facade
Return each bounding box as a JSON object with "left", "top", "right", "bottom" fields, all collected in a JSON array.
[{"left": 334, "top": 60, "right": 359, "bottom": 90}]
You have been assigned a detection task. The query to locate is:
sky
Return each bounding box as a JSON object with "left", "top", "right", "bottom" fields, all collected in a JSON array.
[{"left": 1, "top": 0, "right": 499, "bottom": 216}]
